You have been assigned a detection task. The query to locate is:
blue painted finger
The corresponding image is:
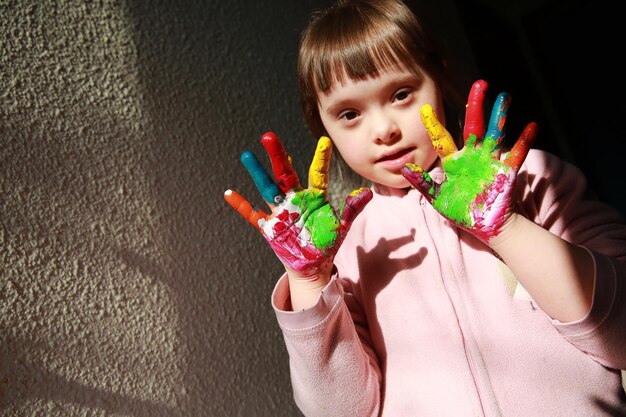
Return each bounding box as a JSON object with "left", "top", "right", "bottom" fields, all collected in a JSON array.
[
  {"left": 486, "top": 92, "right": 511, "bottom": 145},
  {"left": 240, "top": 151, "right": 284, "bottom": 204}
]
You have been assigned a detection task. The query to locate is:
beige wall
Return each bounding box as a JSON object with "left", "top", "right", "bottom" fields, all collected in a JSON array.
[{"left": 0, "top": 1, "right": 471, "bottom": 416}]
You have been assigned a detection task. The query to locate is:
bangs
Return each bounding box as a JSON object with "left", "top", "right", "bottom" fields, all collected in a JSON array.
[{"left": 312, "top": 32, "right": 418, "bottom": 92}]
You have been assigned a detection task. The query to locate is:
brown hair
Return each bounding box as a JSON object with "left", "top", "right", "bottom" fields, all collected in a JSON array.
[{"left": 297, "top": 0, "right": 465, "bottom": 143}]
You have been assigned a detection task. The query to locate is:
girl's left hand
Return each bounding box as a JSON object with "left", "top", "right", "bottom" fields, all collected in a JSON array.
[
  {"left": 224, "top": 133, "right": 372, "bottom": 278},
  {"left": 401, "top": 80, "right": 538, "bottom": 242}
]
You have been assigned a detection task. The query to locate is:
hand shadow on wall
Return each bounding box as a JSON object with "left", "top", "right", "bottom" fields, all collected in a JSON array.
[
  {"left": 0, "top": 335, "right": 180, "bottom": 416},
  {"left": 354, "top": 229, "right": 427, "bottom": 384}
]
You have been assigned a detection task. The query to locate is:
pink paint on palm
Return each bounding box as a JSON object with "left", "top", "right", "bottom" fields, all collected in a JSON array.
[
  {"left": 469, "top": 170, "right": 516, "bottom": 242},
  {"left": 259, "top": 203, "right": 331, "bottom": 276},
  {"left": 471, "top": 122, "right": 538, "bottom": 241}
]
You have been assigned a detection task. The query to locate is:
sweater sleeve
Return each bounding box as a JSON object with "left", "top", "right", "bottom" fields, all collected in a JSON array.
[
  {"left": 519, "top": 150, "right": 626, "bottom": 369},
  {"left": 554, "top": 248, "right": 626, "bottom": 369},
  {"left": 272, "top": 272, "right": 382, "bottom": 417}
]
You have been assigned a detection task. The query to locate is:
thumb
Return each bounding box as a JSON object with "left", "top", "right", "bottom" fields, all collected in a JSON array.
[
  {"left": 339, "top": 187, "right": 373, "bottom": 229},
  {"left": 401, "top": 163, "right": 437, "bottom": 203}
]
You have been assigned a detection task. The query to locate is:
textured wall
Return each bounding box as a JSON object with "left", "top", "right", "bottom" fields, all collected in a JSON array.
[
  {"left": 0, "top": 1, "right": 470, "bottom": 416},
  {"left": 0, "top": 1, "right": 323, "bottom": 415}
]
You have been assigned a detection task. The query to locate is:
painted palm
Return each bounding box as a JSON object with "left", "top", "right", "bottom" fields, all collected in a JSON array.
[
  {"left": 401, "top": 80, "right": 537, "bottom": 242},
  {"left": 225, "top": 133, "right": 372, "bottom": 277}
]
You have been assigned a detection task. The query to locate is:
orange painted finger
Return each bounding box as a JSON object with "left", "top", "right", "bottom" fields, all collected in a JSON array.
[
  {"left": 504, "top": 122, "right": 538, "bottom": 170},
  {"left": 261, "top": 132, "right": 301, "bottom": 193},
  {"left": 223, "top": 189, "right": 269, "bottom": 230},
  {"left": 421, "top": 104, "right": 457, "bottom": 158}
]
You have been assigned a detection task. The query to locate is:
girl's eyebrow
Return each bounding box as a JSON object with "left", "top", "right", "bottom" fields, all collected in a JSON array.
[
  {"left": 317, "top": 80, "right": 364, "bottom": 115},
  {"left": 320, "top": 73, "right": 422, "bottom": 116},
  {"left": 321, "top": 96, "right": 356, "bottom": 116},
  {"left": 390, "top": 73, "right": 423, "bottom": 87}
]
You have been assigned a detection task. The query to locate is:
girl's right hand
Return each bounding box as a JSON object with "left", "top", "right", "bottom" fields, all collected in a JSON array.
[
  {"left": 400, "top": 80, "right": 536, "bottom": 243},
  {"left": 225, "top": 132, "right": 372, "bottom": 280}
]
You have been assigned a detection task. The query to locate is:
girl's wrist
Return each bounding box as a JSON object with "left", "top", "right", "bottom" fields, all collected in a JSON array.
[
  {"left": 286, "top": 267, "right": 332, "bottom": 289},
  {"left": 287, "top": 272, "right": 331, "bottom": 292},
  {"left": 285, "top": 265, "right": 333, "bottom": 311},
  {"left": 486, "top": 211, "right": 522, "bottom": 248},
  {"left": 284, "top": 261, "right": 333, "bottom": 282}
]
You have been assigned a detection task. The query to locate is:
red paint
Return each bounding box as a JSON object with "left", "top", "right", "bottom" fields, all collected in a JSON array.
[{"left": 261, "top": 132, "right": 301, "bottom": 192}]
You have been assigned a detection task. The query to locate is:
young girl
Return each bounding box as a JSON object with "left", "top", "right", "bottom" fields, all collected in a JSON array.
[{"left": 224, "top": 0, "right": 626, "bottom": 415}]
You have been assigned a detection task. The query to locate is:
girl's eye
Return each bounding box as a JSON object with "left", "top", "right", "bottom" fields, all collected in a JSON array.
[
  {"left": 394, "top": 88, "right": 412, "bottom": 103},
  {"left": 339, "top": 110, "right": 359, "bottom": 121}
]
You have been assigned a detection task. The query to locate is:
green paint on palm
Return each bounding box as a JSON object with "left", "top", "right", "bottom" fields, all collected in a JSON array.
[
  {"left": 433, "top": 135, "right": 499, "bottom": 226},
  {"left": 292, "top": 190, "right": 339, "bottom": 250},
  {"left": 422, "top": 171, "right": 435, "bottom": 195},
  {"left": 308, "top": 205, "right": 340, "bottom": 249}
]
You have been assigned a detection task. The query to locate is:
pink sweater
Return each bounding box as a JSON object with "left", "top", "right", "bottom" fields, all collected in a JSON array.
[{"left": 272, "top": 150, "right": 626, "bottom": 417}]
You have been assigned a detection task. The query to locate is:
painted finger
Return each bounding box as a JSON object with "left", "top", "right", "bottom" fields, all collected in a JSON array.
[
  {"left": 485, "top": 92, "right": 511, "bottom": 145},
  {"left": 339, "top": 187, "right": 373, "bottom": 229},
  {"left": 308, "top": 136, "right": 333, "bottom": 193},
  {"left": 421, "top": 104, "right": 457, "bottom": 158},
  {"left": 463, "top": 80, "right": 488, "bottom": 143},
  {"left": 223, "top": 189, "right": 269, "bottom": 230},
  {"left": 240, "top": 151, "right": 284, "bottom": 205},
  {"left": 504, "top": 122, "right": 537, "bottom": 170},
  {"left": 401, "top": 163, "right": 437, "bottom": 203},
  {"left": 261, "top": 132, "right": 301, "bottom": 193}
]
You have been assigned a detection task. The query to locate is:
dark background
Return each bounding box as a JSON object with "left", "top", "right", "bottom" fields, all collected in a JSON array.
[{"left": 454, "top": 0, "right": 625, "bottom": 216}]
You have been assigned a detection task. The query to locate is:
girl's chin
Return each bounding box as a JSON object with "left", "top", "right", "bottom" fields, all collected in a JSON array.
[{"left": 372, "top": 176, "right": 412, "bottom": 191}]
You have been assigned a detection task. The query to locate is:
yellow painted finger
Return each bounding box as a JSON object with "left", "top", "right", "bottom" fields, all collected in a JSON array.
[
  {"left": 308, "top": 136, "right": 332, "bottom": 193},
  {"left": 420, "top": 104, "right": 457, "bottom": 158}
]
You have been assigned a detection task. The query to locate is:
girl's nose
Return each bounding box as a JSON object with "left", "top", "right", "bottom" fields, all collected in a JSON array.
[{"left": 373, "top": 112, "right": 400, "bottom": 145}]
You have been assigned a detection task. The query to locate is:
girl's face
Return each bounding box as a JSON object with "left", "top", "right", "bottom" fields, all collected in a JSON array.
[{"left": 317, "top": 64, "right": 444, "bottom": 189}]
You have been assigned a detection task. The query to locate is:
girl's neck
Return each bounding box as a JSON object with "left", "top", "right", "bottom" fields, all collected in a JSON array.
[{"left": 372, "top": 183, "right": 411, "bottom": 197}]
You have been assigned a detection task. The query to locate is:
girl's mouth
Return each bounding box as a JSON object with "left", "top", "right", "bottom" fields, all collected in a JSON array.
[{"left": 376, "top": 147, "right": 416, "bottom": 169}]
